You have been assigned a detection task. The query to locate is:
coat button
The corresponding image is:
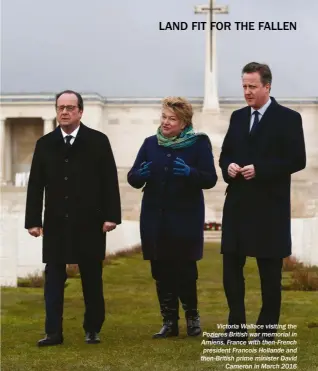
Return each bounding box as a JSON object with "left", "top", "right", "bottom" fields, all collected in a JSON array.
[
  {"left": 65, "top": 159, "right": 69, "bottom": 163},
  {"left": 65, "top": 214, "right": 68, "bottom": 218},
  {"left": 65, "top": 195, "right": 69, "bottom": 199},
  {"left": 167, "top": 154, "right": 171, "bottom": 157},
  {"left": 164, "top": 167, "right": 168, "bottom": 171},
  {"left": 64, "top": 176, "right": 68, "bottom": 180}
]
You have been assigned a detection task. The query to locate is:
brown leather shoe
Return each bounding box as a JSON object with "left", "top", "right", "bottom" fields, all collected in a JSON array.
[{"left": 37, "top": 333, "right": 63, "bottom": 347}]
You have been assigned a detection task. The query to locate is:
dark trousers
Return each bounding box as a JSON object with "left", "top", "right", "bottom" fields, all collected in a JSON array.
[
  {"left": 223, "top": 253, "right": 283, "bottom": 334},
  {"left": 150, "top": 260, "right": 198, "bottom": 319},
  {"left": 44, "top": 262, "right": 105, "bottom": 335}
]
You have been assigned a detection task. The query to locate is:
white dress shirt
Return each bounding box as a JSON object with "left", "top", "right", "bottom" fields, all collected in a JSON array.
[
  {"left": 60, "top": 125, "right": 80, "bottom": 145},
  {"left": 249, "top": 97, "right": 272, "bottom": 131}
]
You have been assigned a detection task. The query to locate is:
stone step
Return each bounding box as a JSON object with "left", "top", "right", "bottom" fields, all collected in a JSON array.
[{"left": 204, "top": 231, "right": 221, "bottom": 242}]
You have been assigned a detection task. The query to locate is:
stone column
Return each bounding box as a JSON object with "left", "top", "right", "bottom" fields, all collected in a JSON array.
[
  {"left": 43, "top": 118, "right": 55, "bottom": 135},
  {"left": 203, "top": 7, "right": 219, "bottom": 112},
  {"left": 0, "top": 118, "right": 5, "bottom": 185},
  {"left": 4, "top": 120, "right": 12, "bottom": 185}
]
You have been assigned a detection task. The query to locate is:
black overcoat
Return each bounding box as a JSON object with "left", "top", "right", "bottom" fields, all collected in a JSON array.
[
  {"left": 219, "top": 97, "right": 306, "bottom": 258},
  {"left": 25, "top": 123, "right": 121, "bottom": 263},
  {"left": 127, "top": 135, "right": 217, "bottom": 260}
]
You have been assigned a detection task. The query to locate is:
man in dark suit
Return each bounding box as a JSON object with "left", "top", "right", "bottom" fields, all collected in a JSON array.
[
  {"left": 25, "top": 90, "right": 121, "bottom": 346},
  {"left": 217, "top": 62, "right": 306, "bottom": 344}
]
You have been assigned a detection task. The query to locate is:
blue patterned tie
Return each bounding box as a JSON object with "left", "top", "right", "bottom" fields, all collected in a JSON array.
[{"left": 250, "top": 111, "right": 260, "bottom": 135}]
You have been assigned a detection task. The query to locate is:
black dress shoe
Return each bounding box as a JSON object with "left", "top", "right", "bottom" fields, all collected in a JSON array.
[
  {"left": 37, "top": 333, "right": 63, "bottom": 347},
  {"left": 152, "top": 320, "right": 179, "bottom": 339},
  {"left": 85, "top": 332, "right": 100, "bottom": 344},
  {"left": 186, "top": 316, "right": 202, "bottom": 337}
]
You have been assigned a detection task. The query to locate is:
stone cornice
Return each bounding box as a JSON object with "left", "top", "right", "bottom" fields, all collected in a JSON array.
[{"left": 0, "top": 93, "right": 317, "bottom": 105}]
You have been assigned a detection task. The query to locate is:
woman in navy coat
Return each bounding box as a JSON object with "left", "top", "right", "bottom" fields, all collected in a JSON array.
[{"left": 127, "top": 97, "right": 218, "bottom": 338}]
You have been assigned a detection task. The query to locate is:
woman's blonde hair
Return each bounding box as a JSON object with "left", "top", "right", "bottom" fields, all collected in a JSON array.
[{"left": 162, "top": 96, "right": 193, "bottom": 127}]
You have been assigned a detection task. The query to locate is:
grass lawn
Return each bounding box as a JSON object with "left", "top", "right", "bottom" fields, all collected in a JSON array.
[{"left": 1, "top": 243, "right": 318, "bottom": 371}]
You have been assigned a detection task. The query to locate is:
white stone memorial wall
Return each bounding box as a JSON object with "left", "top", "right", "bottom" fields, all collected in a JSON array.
[{"left": 0, "top": 96, "right": 317, "bottom": 286}]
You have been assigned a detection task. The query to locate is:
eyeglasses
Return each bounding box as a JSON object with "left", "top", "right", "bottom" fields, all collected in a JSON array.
[{"left": 56, "top": 105, "right": 78, "bottom": 112}]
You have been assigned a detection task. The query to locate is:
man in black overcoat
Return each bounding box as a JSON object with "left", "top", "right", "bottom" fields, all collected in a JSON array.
[
  {"left": 25, "top": 90, "right": 121, "bottom": 346},
  {"left": 217, "top": 62, "right": 306, "bottom": 344}
]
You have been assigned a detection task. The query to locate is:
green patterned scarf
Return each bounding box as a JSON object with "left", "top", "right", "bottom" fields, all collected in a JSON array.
[{"left": 156, "top": 125, "right": 208, "bottom": 149}]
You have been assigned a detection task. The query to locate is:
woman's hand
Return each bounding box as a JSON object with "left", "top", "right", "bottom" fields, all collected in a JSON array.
[
  {"left": 173, "top": 158, "right": 190, "bottom": 176},
  {"left": 138, "top": 161, "right": 152, "bottom": 178}
]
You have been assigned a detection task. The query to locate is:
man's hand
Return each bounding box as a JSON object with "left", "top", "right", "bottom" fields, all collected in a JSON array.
[
  {"left": 240, "top": 164, "right": 256, "bottom": 180},
  {"left": 102, "top": 221, "right": 117, "bottom": 233},
  {"left": 28, "top": 227, "right": 43, "bottom": 237},
  {"left": 227, "top": 163, "right": 241, "bottom": 178}
]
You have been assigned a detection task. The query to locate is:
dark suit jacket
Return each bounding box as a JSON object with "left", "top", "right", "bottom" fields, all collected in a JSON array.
[
  {"left": 219, "top": 97, "right": 306, "bottom": 258},
  {"left": 25, "top": 123, "right": 121, "bottom": 263},
  {"left": 127, "top": 135, "right": 217, "bottom": 260}
]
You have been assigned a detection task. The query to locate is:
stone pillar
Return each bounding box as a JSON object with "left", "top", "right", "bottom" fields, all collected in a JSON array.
[
  {"left": 203, "top": 8, "right": 219, "bottom": 112},
  {"left": 43, "top": 118, "right": 55, "bottom": 135},
  {"left": 4, "top": 120, "right": 12, "bottom": 185},
  {"left": 0, "top": 119, "right": 5, "bottom": 185}
]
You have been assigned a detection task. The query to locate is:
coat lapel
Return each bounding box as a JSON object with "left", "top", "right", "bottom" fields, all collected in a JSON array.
[
  {"left": 249, "top": 97, "right": 279, "bottom": 139},
  {"left": 51, "top": 125, "right": 66, "bottom": 151},
  {"left": 69, "top": 123, "right": 89, "bottom": 154},
  {"left": 52, "top": 123, "right": 88, "bottom": 153},
  {"left": 236, "top": 106, "right": 251, "bottom": 142},
  {"left": 243, "top": 106, "right": 251, "bottom": 136}
]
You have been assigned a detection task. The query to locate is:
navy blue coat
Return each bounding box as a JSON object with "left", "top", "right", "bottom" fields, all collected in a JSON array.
[
  {"left": 128, "top": 135, "right": 218, "bottom": 260},
  {"left": 219, "top": 97, "right": 306, "bottom": 258}
]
